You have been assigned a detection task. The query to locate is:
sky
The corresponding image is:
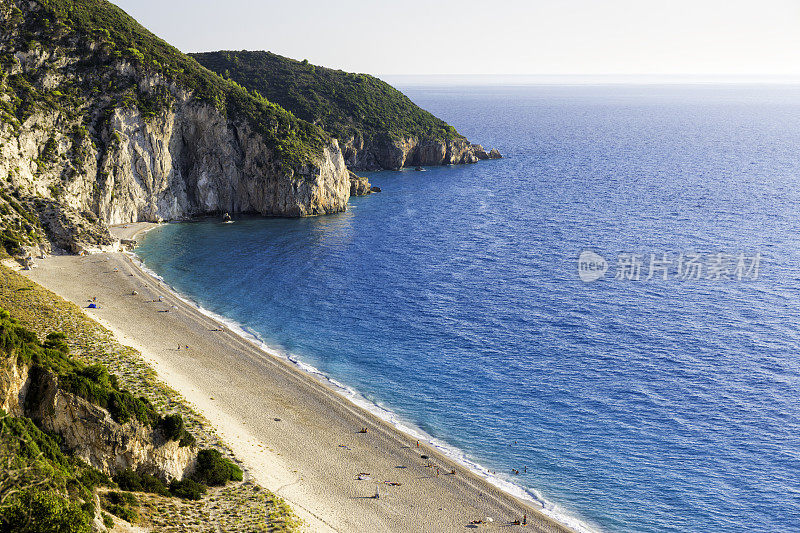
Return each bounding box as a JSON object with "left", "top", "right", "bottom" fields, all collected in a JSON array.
[{"left": 113, "top": 0, "right": 800, "bottom": 80}]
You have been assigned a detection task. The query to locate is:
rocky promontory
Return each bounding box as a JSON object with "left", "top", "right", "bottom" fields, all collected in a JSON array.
[
  {"left": 0, "top": 0, "right": 350, "bottom": 255},
  {"left": 0, "top": 1, "right": 500, "bottom": 259},
  {"left": 342, "top": 136, "right": 502, "bottom": 170},
  {"left": 192, "top": 51, "right": 502, "bottom": 171}
]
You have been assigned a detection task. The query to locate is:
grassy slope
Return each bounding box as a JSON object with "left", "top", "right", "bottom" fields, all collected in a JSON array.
[
  {"left": 191, "top": 50, "right": 463, "bottom": 146},
  {"left": 0, "top": 308, "right": 112, "bottom": 532},
  {"left": 0, "top": 265, "right": 300, "bottom": 531},
  {"left": 0, "top": 410, "right": 109, "bottom": 532}
]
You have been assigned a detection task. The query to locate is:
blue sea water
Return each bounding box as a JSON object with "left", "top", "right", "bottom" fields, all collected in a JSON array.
[{"left": 136, "top": 85, "right": 800, "bottom": 533}]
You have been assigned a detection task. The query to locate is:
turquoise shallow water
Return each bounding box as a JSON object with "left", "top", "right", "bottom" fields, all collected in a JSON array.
[{"left": 137, "top": 85, "right": 800, "bottom": 532}]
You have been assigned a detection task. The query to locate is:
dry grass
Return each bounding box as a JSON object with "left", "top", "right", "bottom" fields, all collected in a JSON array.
[{"left": 133, "top": 481, "right": 299, "bottom": 532}]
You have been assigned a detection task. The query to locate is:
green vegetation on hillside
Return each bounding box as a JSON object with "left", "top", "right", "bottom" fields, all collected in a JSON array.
[
  {"left": 191, "top": 51, "right": 463, "bottom": 146},
  {"left": 192, "top": 448, "right": 243, "bottom": 486},
  {"left": 0, "top": 189, "right": 45, "bottom": 256},
  {"left": 2, "top": 0, "right": 329, "bottom": 165},
  {"left": 100, "top": 490, "right": 138, "bottom": 523},
  {"left": 1, "top": 310, "right": 189, "bottom": 444},
  {"left": 0, "top": 306, "right": 247, "bottom": 529},
  {"left": 0, "top": 410, "right": 110, "bottom": 531},
  {"left": 0, "top": 267, "right": 301, "bottom": 531}
]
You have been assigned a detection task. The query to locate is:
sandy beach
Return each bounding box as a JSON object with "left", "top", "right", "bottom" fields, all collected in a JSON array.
[{"left": 23, "top": 222, "right": 573, "bottom": 533}]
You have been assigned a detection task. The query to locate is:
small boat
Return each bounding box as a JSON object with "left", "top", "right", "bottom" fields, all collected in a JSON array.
[
  {"left": 222, "top": 212, "right": 233, "bottom": 223},
  {"left": 414, "top": 166, "right": 424, "bottom": 171}
]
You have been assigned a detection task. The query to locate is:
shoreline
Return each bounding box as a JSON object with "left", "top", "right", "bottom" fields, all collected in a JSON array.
[
  {"left": 127, "top": 250, "right": 595, "bottom": 533},
  {"left": 125, "top": 223, "right": 590, "bottom": 528},
  {"left": 24, "top": 222, "right": 582, "bottom": 533}
]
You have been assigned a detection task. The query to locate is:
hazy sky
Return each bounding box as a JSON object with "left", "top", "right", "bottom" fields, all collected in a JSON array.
[{"left": 113, "top": 0, "right": 800, "bottom": 78}]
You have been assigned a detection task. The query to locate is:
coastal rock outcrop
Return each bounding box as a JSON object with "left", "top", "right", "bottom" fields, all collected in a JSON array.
[
  {"left": 471, "top": 144, "right": 503, "bottom": 161},
  {"left": 0, "top": 1, "right": 351, "bottom": 254},
  {"left": 27, "top": 369, "right": 196, "bottom": 480},
  {"left": 349, "top": 170, "right": 372, "bottom": 196},
  {"left": 1, "top": 355, "right": 195, "bottom": 481},
  {"left": 341, "top": 135, "right": 501, "bottom": 171}
]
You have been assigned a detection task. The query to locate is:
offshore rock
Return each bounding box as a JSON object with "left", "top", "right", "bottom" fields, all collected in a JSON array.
[{"left": 349, "top": 170, "right": 372, "bottom": 196}]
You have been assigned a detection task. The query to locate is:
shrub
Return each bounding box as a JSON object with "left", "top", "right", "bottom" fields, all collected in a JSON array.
[
  {"left": 77, "top": 465, "right": 111, "bottom": 491},
  {"left": 106, "top": 491, "right": 138, "bottom": 508},
  {"left": 101, "top": 491, "right": 138, "bottom": 523},
  {"left": 113, "top": 469, "right": 169, "bottom": 496},
  {"left": 0, "top": 489, "right": 92, "bottom": 532},
  {"left": 43, "top": 331, "right": 68, "bottom": 353},
  {"left": 103, "top": 504, "right": 137, "bottom": 523},
  {"left": 192, "top": 449, "right": 243, "bottom": 486},
  {"left": 156, "top": 413, "right": 196, "bottom": 447},
  {"left": 107, "top": 390, "right": 160, "bottom": 426},
  {"left": 168, "top": 478, "right": 206, "bottom": 500},
  {"left": 124, "top": 47, "right": 145, "bottom": 64}
]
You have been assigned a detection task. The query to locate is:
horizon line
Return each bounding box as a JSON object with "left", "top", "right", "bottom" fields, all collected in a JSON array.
[{"left": 376, "top": 73, "right": 800, "bottom": 86}]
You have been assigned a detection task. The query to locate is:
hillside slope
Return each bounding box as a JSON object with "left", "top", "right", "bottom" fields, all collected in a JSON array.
[
  {"left": 0, "top": 0, "right": 350, "bottom": 256},
  {"left": 191, "top": 51, "right": 501, "bottom": 170}
]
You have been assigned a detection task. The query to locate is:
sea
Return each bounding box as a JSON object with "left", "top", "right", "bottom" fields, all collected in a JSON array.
[{"left": 135, "top": 84, "right": 800, "bottom": 533}]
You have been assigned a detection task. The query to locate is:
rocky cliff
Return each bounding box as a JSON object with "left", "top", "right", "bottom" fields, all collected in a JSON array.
[
  {"left": 341, "top": 135, "right": 501, "bottom": 171},
  {"left": 0, "top": 355, "right": 29, "bottom": 416},
  {"left": 28, "top": 368, "right": 196, "bottom": 479},
  {"left": 349, "top": 171, "right": 372, "bottom": 196},
  {"left": 0, "top": 0, "right": 351, "bottom": 255},
  {"left": 92, "top": 95, "right": 349, "bottom": 224},
  {"left": 0, "top": 354, "right": 195, "bottom": 481},
  {"left": 191, "top": 51, "right": 502, "bottom": 171}
]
